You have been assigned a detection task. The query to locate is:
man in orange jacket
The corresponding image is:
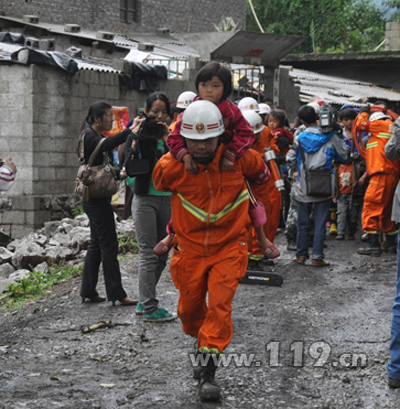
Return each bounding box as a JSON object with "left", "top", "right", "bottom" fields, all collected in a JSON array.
[
  {"left": 153, "top": 100, "right": 269, "bottom": 401},
  {"left": 354, "top": 108, "right": 400, "bottom": 256}
]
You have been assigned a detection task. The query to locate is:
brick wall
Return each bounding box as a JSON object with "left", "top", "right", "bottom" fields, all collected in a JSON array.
[
  {"left": 0, "top": 0, "right": 246, "bottom": 34},
  {"left": 0, "top": 62, "right": 195, "bottom": 238}
]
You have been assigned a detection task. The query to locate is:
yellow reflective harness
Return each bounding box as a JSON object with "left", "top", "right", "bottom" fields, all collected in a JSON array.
[{"left": 177, "top": 189, "right": 249, "bottom": 223}]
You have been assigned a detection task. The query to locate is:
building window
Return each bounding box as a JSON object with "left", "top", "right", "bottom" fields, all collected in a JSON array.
[{"left": 120, "top": 0, "right": 137, "bottom": 23}]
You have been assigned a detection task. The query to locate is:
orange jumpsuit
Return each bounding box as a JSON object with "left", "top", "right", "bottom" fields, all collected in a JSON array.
[
  {"left": 249, "top": 127, "right": 271, "bottom": 257},
  {"left": 153, "top": 145, "right": 269, "bottom": 353},
  {"left": 354, "top": 112, "right": 400, "bottom": 234},
  {"left": 264, "top": 127, "right": 283, "bottom": 243}
]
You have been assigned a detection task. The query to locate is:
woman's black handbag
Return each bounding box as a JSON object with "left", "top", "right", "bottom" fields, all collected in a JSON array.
[{"left": 125, "top": 155, "right": 149, "bottom": 176}]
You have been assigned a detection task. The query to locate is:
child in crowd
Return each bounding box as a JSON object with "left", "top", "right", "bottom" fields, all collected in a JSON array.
[
  {"left": 168, "top": 91, "right": 196, "bottom": 133},
  {"left": 334, "top": 108, "right": 368, "bottom": 240},
  {"left": 154, "top": 62, "right": 275, "bottom": 259}
]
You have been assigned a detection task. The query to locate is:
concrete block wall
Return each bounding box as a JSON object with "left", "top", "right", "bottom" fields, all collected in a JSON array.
[
  {"left": 386, "top": 22, "right": 400, "bottom": 51},
  {"left": 1, "top": 0, "right": 246, "bottom": 34},
  {"left": 0, "top": 62, "right": 196, "bottom": 238}
]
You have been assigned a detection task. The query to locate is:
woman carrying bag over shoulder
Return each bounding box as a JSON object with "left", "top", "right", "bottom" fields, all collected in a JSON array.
[{"left": 78, "top": 100, "right": 137, "bottom": 306}]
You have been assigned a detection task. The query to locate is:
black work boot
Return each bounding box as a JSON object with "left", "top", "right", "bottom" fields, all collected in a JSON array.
[
  {"left": 357, "top": 234, "right": 382, "bottom": 256},
  {"left": 382, "top": 234, "right": 398, "bottom": 254},
  {"left": 198, "top": 351, "right": 221, "bottom": 401},
  {"left": 191, "top": 340, "right": 202, "bottom": 380}
]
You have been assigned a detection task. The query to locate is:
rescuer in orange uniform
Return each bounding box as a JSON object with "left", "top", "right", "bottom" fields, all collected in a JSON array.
[
  {"left": 355, "top": 108, "right": 400, "bottom": 256},
  {"left": 153, "top": 100, "right": 269, "bottom": 401},
  {"left": 242, "top": 110, "right": 280, "bottom": 268}
]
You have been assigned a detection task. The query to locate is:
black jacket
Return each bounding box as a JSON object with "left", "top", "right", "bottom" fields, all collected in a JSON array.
[{"left": 78, "top": 124, "right": 132, "bottom": 166}]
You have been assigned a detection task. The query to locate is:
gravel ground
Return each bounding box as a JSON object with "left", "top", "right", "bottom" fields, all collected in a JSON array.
[{"left": 0, "top": 232, "right": 400, "bottom": 409}]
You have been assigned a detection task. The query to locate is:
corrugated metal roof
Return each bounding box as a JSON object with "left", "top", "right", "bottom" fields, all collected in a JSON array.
[
  {"left": 0, "top": 16, "right": 199, "bottom": 61},
  {"left": 76, "top": 59, "right": 119, "bottom": 73},
  {"left": 173, "top": 31, "right": 306, "bottom": 65},
  {"left": 288, "top": 67, "right": 400, "bottom": 105}
]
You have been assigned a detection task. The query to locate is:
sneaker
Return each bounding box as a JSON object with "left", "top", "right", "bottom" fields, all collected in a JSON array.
[
  {"left": 335, "top": 235, "right": 345, "bottom": 240},
  {"left": 135, "top": 303, "right": 144, "bottom": 316},
  {"left": 293, "top": 257, "right": 306, "bottom": 265},
  {"left": 311, "top": 259, "right": 330, "bottom": 267},
  {"left": 348, "top": 235, "right": 356, "bottom": 240},
  {"left": 143, "top": 307, "right": 177, "bottom": 323}
]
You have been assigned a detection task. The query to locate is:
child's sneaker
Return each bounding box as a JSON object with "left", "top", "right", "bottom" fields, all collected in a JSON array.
[
  {"left": 143, "top": 307, "right": 177, "bottom": 323},
  {"left": 135, "top": 303, "right": 144, "bottom": 315}
]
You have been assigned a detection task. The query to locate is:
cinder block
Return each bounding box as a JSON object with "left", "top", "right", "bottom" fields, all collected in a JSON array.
[
  {"left": 73, "top": 84, "right": 90, "bottom": 99},
  {"left": 11, "top": 224, "right": 35, "bottom": 239},
  {"left": 2, "top": 121, "right": 32, "bottom": 138},
  {"left": 38, "top": 168, "right": 56, "bottom": 180},
  {"left": 33, "top": 152, "right": 66, "bottom": 167},
  {"left": 22, "top": 181, "right": 34, "bottom": 195},
  {"left": 11, "top": 195, "right": 41, "bottom": 211},
  {"left": 25, "top": 210, "right": 51, "bottom": 225},
  {"left": 89, "top": 84, "right": 105, "bottom": 98},
  {"left": 32, "top": 123, "right": 51, "bottom": 138},
  {"left": 0, "top": 94, "right": 23, "bottom": 109},
  {"left": 10, "top": 109, "right": 33, "bottom": 123},
  {"left": 54, "top": 138, "right": 72, "bottom": 152},
  {"left": 1, "top": 210, "right": 26, "bottom": 224},
  {"left": 67, "top": 152, "right": 80, "bottom": 167},
  {"left": 33, "top": 138, "right": 56, "bottom": 152},
  {"left": 55, "top": 167, "right": 76, "bottom": 181},
  {"left": 386, "top": 21, "right": 400, "bottom": 31},
  {"left": 0, "top": 80, "right": 9, "bottom": 93}
]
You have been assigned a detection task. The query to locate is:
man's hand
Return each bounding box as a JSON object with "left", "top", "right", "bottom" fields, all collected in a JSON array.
[
  {"left": 183, "top": 154, "right": 198, "bottom": 174},
  {"left": 3, "top": 157, "right": 16, "bottom": 174},
  {"left": 220, "top": 157, "right": 234, "bottom": 171}
]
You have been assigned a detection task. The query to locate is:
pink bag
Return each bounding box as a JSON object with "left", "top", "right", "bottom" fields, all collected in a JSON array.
[{"left": 246, "top": 179, "right": 267, "bottom": 228}]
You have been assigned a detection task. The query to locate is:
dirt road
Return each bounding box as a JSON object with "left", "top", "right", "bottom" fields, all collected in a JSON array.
[{"left": 0, "top": 234, "right": 399, "bottom": 408}]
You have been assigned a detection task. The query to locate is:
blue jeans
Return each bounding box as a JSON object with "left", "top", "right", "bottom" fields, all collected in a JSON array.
[
  {"left": 296, "top": 199, "right": 330, "bottom": 260},
  {"left": 387, "top": 233, "right": 400, "bottom": 380}
]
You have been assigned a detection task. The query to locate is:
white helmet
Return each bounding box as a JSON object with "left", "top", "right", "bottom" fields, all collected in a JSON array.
[
  {"left": 176, "top": 91, "right": 196, "bottom": 109},
  {"left": 242, "top": 110, "right": 264, "bottom": 134},
  {"left": 369, "top": 111, "right": 391, "bottom": 122},
  {"left": 181, "top": 100, "right": 225, "bottom": 140},
  {"left": 238, "top": 97, "right": 260, "bottom": 112},
  {"left": 258, "top": 103, "right": 271, "bottom": 115}
]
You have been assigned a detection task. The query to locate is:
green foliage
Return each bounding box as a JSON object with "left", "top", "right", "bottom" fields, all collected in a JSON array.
[
  {"left": 72, "top": 199, "right": 84, "bottom": 218},
  {"left": 213, "top": 17, "right": 238, "bottom": 32},
  {"left": 384, "top": 1, "right": 400, "bottom": 21},
  {"left": 2, "top": 262, "right": 83, "bottom": 309},
  {"left": 246, "top": 0, "right": 386, "bottom": 53},
  {"left": 118, "top": 235, "right": 139, "bottom": 256}
]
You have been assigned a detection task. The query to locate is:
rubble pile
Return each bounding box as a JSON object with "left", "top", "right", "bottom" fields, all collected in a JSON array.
[{"left": 0, "top": 215, "right": 135, "bottom": 294}]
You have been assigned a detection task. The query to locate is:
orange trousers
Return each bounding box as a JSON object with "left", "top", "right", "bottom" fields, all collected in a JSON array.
[
  {"left": 362, "top": 173, "right": 398, "bottom": 234},
  {"left": 169, "top": 241, "right": 248, "bottom": 353}
]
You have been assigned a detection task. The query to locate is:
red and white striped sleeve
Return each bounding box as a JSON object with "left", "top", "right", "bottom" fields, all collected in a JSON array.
[{"left": 0, "top": 165, "right": 15, "bottom": 191}]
